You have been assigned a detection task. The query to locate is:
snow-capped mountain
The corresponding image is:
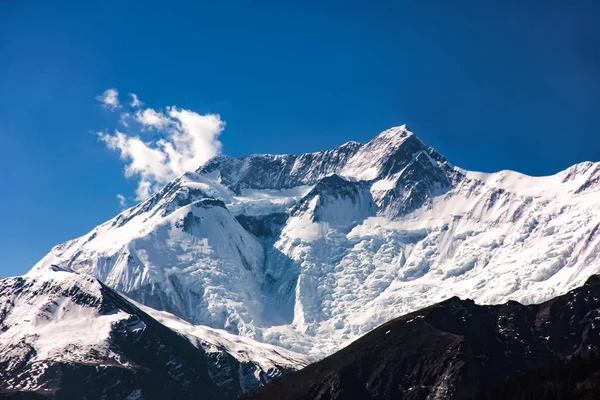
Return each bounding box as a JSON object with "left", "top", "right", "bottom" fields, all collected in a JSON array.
[
  {"left": 32, "top": 125, "right": 600, "bottom": 358},
  {"left": 0, "top": 266, "right": 306, "bottom": 399}
]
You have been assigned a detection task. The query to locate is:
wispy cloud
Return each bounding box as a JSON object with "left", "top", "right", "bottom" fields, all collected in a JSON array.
[
  {"left": 97, "top": 90, "right": 224, "bottom": 201},
  {"left": 129, "top": 93, "right": 142, "bottom": 108},
  {"left": 116, "top": 194, "right": 128, "bottom": 209},
  {"left": 119, "top": 112, "right": 131, "bottom": 127},
  {"left": 96, "top": 88, "right": 121, "bottom": 110}
]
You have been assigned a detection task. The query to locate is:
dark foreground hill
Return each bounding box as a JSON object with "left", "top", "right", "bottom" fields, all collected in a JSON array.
[{"left": 243, "top": 275, "right": 600, "bottom": 400}]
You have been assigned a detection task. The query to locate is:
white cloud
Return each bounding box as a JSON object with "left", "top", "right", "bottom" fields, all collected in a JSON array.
[
  {"left": 119, "top": 112, "right": 131, "bottom": 127},
  {"left": 98, "top": 101, "right": 224, "bottom": 201},
  {"left": 116, "top": 194, "right": 128, "bottom": 209},
  {"left": 135, "top": 108, "right": 169, "bottom": 129},
  {"left": 96, "top": 88, "right": 121, "bottom": 110},
  {"left": 135, "top": 180, "right": 154, "bottom": 202},
  {"left": 129, "top": 93, "right": 143, "bottom": 108}
]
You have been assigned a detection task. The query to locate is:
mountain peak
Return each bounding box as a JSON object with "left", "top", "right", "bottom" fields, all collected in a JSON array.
[
  {"left": 370, "top": 124, "right": 412, "bottom": 142},
  {"left": 358, "top": 125, "right": 423, "bottom": 163}
]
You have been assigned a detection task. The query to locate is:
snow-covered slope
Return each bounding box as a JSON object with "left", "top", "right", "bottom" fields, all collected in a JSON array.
[
  {"left": 33, "top": 125, "right": 600, "bottom": 358},
  {"left": 0, "top": 266, "right": 306, "bottom": 399},
  {"left": 131, "top": 301, "right": 307, "bottom": 397},
  {"left": 32, "top": 193, "right": 266, "bottom": 337}
]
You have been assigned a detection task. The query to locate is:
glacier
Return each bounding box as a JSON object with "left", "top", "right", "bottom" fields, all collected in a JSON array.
[{"left": 32, "top": 125, "right": 600, "bottom": 358}]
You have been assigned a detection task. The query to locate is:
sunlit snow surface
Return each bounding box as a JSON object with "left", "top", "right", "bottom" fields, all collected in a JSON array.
[
  {"left": 132, "top": 300, "right": 307, "bottom": 373},
  {"left": 32, "top": 126, "right": 600, "bottom": 358},
  {"left": 0, "top": 270, "right": 129, "bottom": 391}
]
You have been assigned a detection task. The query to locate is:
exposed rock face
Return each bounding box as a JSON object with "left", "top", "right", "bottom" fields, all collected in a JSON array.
[{"left": 243, "top": 276, "right": 600, "bottom": 400}]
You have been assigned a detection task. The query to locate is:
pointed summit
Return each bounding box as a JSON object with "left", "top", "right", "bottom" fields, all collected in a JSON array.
[
  {"left": 339, "top": 124, "right": 446, "bottom": 182},
  {"left": 368, "top": 124, "right": 412, "bottom": 143}
]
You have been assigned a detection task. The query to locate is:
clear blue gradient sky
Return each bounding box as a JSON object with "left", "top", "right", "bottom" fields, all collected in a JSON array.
[{"left": 1, "top": 0, "right": 599, "bottom": 277}]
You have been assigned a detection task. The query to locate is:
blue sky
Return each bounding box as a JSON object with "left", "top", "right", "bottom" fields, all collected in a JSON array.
[{"left": 1, "top": 0, "right": 599, "bottom": 277}]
